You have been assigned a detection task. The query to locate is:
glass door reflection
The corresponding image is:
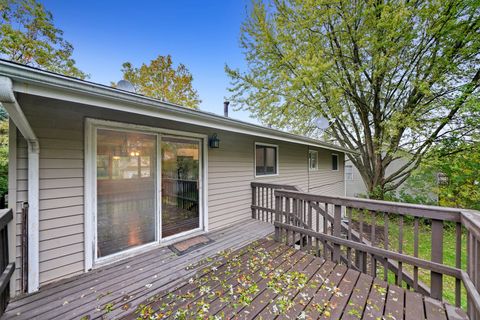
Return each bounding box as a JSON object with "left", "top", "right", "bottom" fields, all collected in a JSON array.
[
  {"left": 96, "top": 129, "right": 156, "bottom": 258},
  {"left": 161, "top": 137, "right": 200, "bottom": 238}
]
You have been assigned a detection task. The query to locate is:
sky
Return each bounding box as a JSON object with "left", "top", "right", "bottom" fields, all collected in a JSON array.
[{"left": 40, "top": 0, "right": 257, "bottom": 123}]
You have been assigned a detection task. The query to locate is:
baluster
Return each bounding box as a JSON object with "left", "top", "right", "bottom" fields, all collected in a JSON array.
[
  {"left": 333, "top": 205, "right": 342, "bottom": 263},
  {"left": 347, "top": 207, "right": 352, "bottom": 268},
  {"left": 467, "top": 231, "right": 473, "bottom": 318},
  {"left": 430, "top": 219, "right": 444, "bottom": 300},
  {"left": 384, "top": 213, "right": 389, "bottom": 282},
  {"left": 455, "top": 222, "right": 461, "bottom": 307},
  {"left": 413, "top": 217, "right": 419, "bottom": 291},
  {"left": 261, "top": 187, "right": 265, "bottom": 221},
  {"left": 252, "top": 185, "right": 257, "bottom": 219},
  {"left": 316, "top": 202, "right": 320, "bottom": 256},
  {"left": 285, "top": 197, "right": 291, "bottom": 245},
  {"left": 397, "top": 215, "right": 403, "bottom": 286},
  {"left": 323, "top": 203, "right": 328, "bottom": 259},
  {"left": 299, "top": 199, "right": 304, "bottom": 251},
  {"left": 371, "top": 211, "right": 376, "bottom": 277},
  {"left": 292, "top": 198, "right": 298, "bottom": 247},
  {"left": 356, "top": 209, "right": 367, "bottom": 272},
  {"left": 271, "top": 188, "right": 275, "bottom": 222},
  {"left": 307, "top": 201, "right": 312, "bottom": 252},
  {"left": 475, "top": 236, "right": 480, "bottom": 320},
  {"left": 274, "top": 194, "right": 280, "bottom": 242},
  {"left": 266, "top": 187, "right": 270, "bottom": 222}
]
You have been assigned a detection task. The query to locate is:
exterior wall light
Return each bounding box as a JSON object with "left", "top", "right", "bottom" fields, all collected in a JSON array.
[{"left": 209, "top": 133, "right": 220, "bottom": 148}]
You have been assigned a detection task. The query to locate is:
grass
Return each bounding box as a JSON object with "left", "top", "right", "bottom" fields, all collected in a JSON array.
[{"left": 349, "top": 210, "right": 467, "bottom": 308}]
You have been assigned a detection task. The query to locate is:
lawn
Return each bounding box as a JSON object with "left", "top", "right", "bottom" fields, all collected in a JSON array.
[{"left": 349, "top": 210, "right": 467, "bottom": 308}]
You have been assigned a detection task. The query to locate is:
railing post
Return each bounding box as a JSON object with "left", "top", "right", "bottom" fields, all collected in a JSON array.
[
  {"left": 431, "top": 219, "right": 443, "bottom": 300},
  {"left": 333, "top": 205, "right": 342, "bottom": 263}
]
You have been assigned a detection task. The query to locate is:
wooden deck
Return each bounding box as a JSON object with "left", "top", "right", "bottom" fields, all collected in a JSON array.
[
  {"left": 2, "top": 220, "right": 469, "bottom": 320},
  {"left": 3, "top": 219, "right": 274, "bottom": 320},
  {"left": 118, "top": 238, "right": 468, "bottom": 320}
]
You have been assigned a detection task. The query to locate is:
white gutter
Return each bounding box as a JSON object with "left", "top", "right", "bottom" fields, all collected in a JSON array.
[{"left": 0, "top": 76, "right": 39, "bottom": 293}]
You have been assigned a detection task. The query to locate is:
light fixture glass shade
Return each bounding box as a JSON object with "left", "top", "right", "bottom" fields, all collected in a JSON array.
[{"left": 209, "top": 134, "right": 220, "bottom": 148}]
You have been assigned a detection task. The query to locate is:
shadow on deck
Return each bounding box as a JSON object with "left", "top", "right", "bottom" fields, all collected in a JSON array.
[{"left": 3, "top": 219, "right": 274, "bottom": 320}]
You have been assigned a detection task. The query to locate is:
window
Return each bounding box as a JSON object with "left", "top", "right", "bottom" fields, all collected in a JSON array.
[
  {"left": 255, "top": 144, "right": 278, "bottom": 176},
  {"left": 345, "top": 165, "right": 353, "bottom": 180},
  {"left": 332, "top": 154, "right": 339, "bottom": 171},
  {"left": 308, "top": 150, "right": 318, "bottom": 170}
]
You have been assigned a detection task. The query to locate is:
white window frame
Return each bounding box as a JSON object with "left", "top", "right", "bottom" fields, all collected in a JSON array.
[
  {"left": 331, "top": 153, "right": 339, "bottom": 171},
  {"left": 254, "top": 142, "right": 279, "bottom": 178},
  {"left": 308, "top": 150, "right": 319, "bottom": 171},
  {"left": 85, "top": 118, "right": 209, "bottom": 270}
]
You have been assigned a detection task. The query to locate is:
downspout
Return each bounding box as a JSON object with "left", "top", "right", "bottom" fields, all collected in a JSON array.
[{"left": 0, "top": 76, "right": 39, "bottom": 293}]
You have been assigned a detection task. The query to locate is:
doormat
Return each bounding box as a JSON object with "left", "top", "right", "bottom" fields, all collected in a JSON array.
[{"left": 169, "top": 235, "right": 213, "bottom": 255}]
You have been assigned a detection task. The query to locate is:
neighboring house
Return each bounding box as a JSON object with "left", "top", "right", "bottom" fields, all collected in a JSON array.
[
  {"left": 0, "top": 60, "right": 351, "bottom": 296},
  {"left": 345, "top": 157, "right": 438, "bottom": 202}
]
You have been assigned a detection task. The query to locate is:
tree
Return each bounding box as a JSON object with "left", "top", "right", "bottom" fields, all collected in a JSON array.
[
  {"left": 0, "top": 0, "right": 86, "bottom": 78},
  {"left": 226, "top": 0, "right": 480, "bottom": 199},
  {"left": 400, "top": 140, "right": 480, "bottom": 210},
  {"left": 118, "top": 55, "right": 201, "bottom": 109}
]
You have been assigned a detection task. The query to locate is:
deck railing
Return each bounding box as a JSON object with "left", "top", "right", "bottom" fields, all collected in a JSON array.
[
  {"left": 250, "top": 182, "right": 480, "bottom": 319},
  {"left": 250, "top": 182, "right": 300, "bottom": 222},
  {"left": 0, "top": 208, "right": 14, "bottom": 316}
]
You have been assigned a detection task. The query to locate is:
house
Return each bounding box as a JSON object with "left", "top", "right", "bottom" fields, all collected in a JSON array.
[
  {"left": 0, "top": 60, "right": 479, "bottom": 320},
  {"left": 0, "top": 60, "right": 351, "bottom": 297},
  {"left": 345, "top": 157, "right": 438, "bottom": 202}
]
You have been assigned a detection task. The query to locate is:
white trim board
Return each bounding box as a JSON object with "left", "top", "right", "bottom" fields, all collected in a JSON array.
[{"left": 84, "top": 118, "right": 209, "bottom": 269}]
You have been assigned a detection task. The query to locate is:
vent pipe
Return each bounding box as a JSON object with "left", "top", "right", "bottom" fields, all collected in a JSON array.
[{"left": 224, "top": 101, "right": 230, "bottom": 117}]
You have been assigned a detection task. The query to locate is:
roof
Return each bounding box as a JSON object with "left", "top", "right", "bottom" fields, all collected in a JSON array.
[{"left": 0, "top": 59, "right": 354, "bottom": 154}]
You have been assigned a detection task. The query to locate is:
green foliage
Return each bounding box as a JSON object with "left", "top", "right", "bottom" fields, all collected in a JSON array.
[
  {"left": 117, "top": 55, "right": 201, "bottom": 109},
  {"left": 227, "top": 0, "right": 480, "bottom": 198},
  {"left": 402, "top": 141, "right": 480, "bottom": 210},
  {"left": 0, "top": 120, "right": 8, "bottom": 202},
  {"left": 0, "top": 0, "right": 86, "bottom": 78}
]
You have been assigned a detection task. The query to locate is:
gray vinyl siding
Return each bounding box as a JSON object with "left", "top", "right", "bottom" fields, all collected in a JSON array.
[
  {"left": 13, "top": 93, "right": 345, "bottom": 292},
  {"left": 307, "top": 148, "right": 345, "bottom": 196}
]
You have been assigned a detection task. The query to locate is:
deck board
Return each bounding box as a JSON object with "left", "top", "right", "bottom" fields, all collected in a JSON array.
[
  {"left": 3, "top": 226, "right": 468, "bottom": 320},
  {"left": 405, "top": 290, "right": 425, "bottom": 320},
  {"left": 341, "top": 272, "right": 373, "bottom": 320},
  {"left": 384, "top": 284, "right": 405, "bottom": 320}
]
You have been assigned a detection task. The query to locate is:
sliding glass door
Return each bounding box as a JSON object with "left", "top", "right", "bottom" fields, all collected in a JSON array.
[
  {"left": 96, "top": 129, "right": 157, "bottom": 258},
  {"left": 161, "top": 137, "right": 200, "bottom": 238},
  {"left": 93, "top": 124, "right": 203, "bottom": 261}
]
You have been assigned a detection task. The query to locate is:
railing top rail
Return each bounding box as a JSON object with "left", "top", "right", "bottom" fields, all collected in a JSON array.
[
  {"left": 274, "top": 189, "right": 471, "bottom": 222},
  {"left": 251, "top": 182, "right": 300, "bottom": 191},
  {"left": 0, "top": 208, "right": 13, "bottom": 231},
  {"left": 461, "top": 210, "right": 480, "bottom": 239}
]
